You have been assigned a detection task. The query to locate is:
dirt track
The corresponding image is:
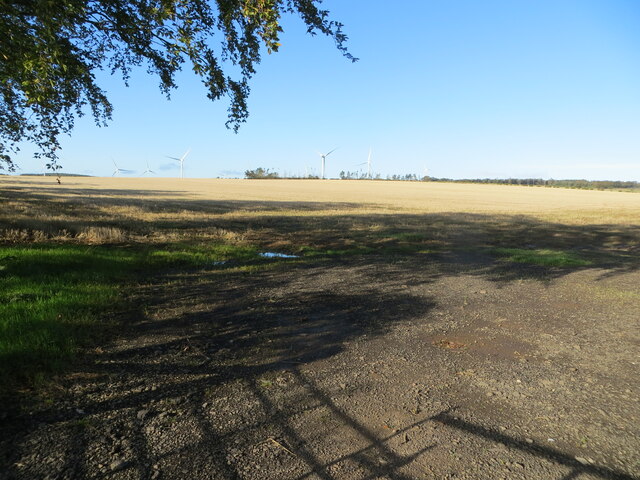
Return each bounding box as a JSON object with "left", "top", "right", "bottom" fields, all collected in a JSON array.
[{"left": 1, "top": 251, "right": 638, "bottom": 479}]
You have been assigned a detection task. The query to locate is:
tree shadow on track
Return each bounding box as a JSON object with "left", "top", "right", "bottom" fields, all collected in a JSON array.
[
  {"left": 2, "top": 257, "right": 636, "bottom": 479},
  {"left": 0, "top": 263, "right": 438, "bottom": 479},
  {"left": 432, "top": 412, "right": 636, "bottom": 480}
]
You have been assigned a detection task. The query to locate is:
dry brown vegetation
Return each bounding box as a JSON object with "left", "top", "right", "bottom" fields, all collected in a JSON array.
[
  {"left": 2, "top": 176, "right": 639, "bottom": 278},
  {"left": 2, "top": 176, "right": 639, "bottom": 244}
]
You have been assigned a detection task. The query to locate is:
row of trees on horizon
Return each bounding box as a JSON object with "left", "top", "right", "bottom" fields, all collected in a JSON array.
[{"left": 244, "top": 168, "right": 638, "bottom": 190}]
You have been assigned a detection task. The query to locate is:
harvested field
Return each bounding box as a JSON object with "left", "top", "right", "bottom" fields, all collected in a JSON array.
[
  {"left": 3, "top": 176, "right": 639, "bottom": 220},
  {"left": 1, "top": 176, "right": 639, "bottom": 480}
]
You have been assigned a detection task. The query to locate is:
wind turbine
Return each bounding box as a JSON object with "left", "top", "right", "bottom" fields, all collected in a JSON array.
[
  {"left": 166, "top": 148, "right": 190, "bottom": 179},
  {"left": 112, "top": 159, "right": 134, "bottom": 176},
  {"left": 355, "top": 147, "right": 373, "bottom": 179},
  {"left": 317, "top": 147, "right": 338, "bottom": 179},
  {"left": 141, "top": 160, "right": 155, "bottom": 176}
]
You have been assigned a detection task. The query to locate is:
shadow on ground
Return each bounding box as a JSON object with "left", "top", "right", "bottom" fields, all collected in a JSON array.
[
  {"left": 0, "top": 261, "right": 435, "bottom": 478},
  {"left": 1, "top": 258, "right": 637, "bottom": 479}
]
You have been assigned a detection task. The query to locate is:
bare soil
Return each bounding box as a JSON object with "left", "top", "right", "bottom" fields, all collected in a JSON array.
[{"left": 1, "top": 252, "right": 638, "bottom": 479}]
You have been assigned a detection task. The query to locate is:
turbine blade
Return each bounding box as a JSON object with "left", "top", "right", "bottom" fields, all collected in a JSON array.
[
  {"left": 326, "top": 147, "right": 338, "bottom": 156},
  {"left": 166, "top": 156, "right": 180, "bottom": 161}
]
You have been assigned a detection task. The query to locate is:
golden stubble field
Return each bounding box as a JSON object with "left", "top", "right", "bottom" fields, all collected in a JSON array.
[
  {"left": 3, "top": 176, "right": 639, "bottom": 255},
  {"left": 2, "top": 175, "right": 640, "bottom": 224}
]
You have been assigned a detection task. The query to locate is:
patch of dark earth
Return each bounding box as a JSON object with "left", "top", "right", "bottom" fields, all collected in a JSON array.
[{"left": 1, "top": 254, "right": 638, "bottom": 479}]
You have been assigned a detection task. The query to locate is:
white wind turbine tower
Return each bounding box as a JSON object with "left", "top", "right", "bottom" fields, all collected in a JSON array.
[
  {"left": 317, "top": 147, "right": 338, "bottom": 179},
  {"left": 141, "top": 160, "right": 155, "bottom": 176},
  {"left": 112, "top": 159, "right": 134, "bottom": 176},
  {"left": 365, "top": 147, "right": 372, "bottom": 178},
  {"left": 166, "top": 148, "right": 190, "bottom": 179},
  {"left": 355, "top": 147, "right": 373, "bottom": 179}
]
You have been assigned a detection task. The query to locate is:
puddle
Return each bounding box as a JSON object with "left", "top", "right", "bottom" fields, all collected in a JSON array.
[
  {"left": 259, "top": 252, "right": 299, "bottom": 259},
  {"left": 211, "top": 261, "right": 227, "bottom": 266}
]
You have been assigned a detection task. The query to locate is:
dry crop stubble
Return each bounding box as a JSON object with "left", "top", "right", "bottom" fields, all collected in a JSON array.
[
  {"left": 2, "top": 176, "right": 639, "bottom": 235},
  {"left": 2, "top": 176, "right": 638, "bottom": 270}
]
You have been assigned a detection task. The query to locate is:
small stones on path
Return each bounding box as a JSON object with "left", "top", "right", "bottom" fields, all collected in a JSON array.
[
  {"left": 137, "top": 409, "right": 150, "bottom": 421},
  {"left": 110, "top": 459, "right": 127, "bottom": 471}
]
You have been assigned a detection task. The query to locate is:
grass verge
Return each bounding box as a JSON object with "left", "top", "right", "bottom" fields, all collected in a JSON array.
[
  {"left": 0, "top": 242, "right": 259, "bottom": 392},
  {"left": 492, "top": 248, "right": 592, "bottom": 267}
]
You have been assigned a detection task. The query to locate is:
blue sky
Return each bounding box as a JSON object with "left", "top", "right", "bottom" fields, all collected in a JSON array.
[{"left": 15, "top": 0, "right": 640, "bottom": 180}]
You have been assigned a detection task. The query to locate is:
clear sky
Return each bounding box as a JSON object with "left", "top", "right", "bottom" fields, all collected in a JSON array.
[{"left": 13, "top": 0, "right": 640, "bottom": 180}]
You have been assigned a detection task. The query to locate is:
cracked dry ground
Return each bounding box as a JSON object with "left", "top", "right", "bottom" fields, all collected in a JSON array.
[{"left": 1, "top": 253, "right": 639, "bottom": 480}]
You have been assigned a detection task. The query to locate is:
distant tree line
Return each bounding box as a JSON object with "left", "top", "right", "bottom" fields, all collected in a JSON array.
[
  {"left": 244, "top": 167, "right": 638, "bottom": 191},
  {"left": 244, "top": 168, "right": 280, "bottom": 179},
  {"left": 339, "top": 170, "right": 378, "bottom": 180},
  {"left": 389, "top": 173, "right": 419, "bottom": 181},
  {"left": 18, "top": 172, "right": 89, "bottom": 177},
  {"left": 339, "top": 171, "right": 420, "bottom": 181},
  {"left": 343, "top": 174, "right": 639, "bottom": 190},
  {"left": 425, "top": 177, "right": 640, "bottom": 190}
]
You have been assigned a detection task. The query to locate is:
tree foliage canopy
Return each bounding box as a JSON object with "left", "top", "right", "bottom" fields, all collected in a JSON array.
[
  {"left": 0, "top": 0, "right": 355, "bottom": 171},
  {"left": 244, "top": 166, "right": 279, "bottom": 179}
]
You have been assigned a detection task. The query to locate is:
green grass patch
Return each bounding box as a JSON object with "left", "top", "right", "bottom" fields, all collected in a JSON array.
[
  {"left": 492, "top": 248, "right": 592, "bottom": 267},
  {"left": 0, "top": 242, "right": 260, "bottom": 392},
  {"left": 0, "top": 245, "right": 136, "bottom": 390}
]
